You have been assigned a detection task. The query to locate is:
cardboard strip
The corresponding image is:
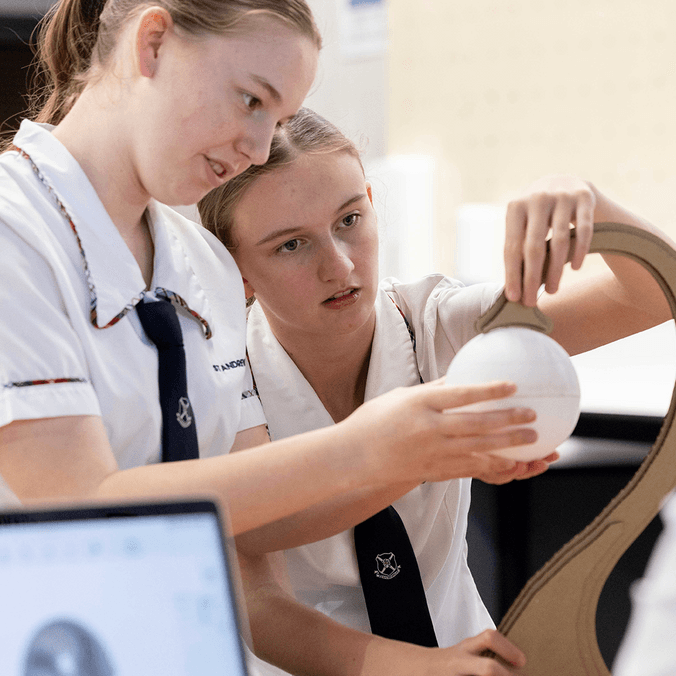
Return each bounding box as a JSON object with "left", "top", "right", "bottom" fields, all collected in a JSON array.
[{"left": 478, "top": 222, "right": 676, "bottom": 675}]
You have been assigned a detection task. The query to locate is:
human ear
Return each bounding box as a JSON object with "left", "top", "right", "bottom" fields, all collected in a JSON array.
[
  {"left": 366, "top": 182, "right": 374, "bottom": 206},
  {"left": 137, "top": 7, "right": 172, "bottom": 77},
  {"left": 242, "top": 278, "right": 255, "bottom": 300}
]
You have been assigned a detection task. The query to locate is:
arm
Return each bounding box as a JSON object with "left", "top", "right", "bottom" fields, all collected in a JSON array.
[
  {"left": 0, "top": 380, "right": 539, "bottom": 536},
  {"left": 503, "top": 175, "right": 673, "bottom": 355},
  {"left": 235, "top": 383, "right": 547, "bottom": 555},
  {"left": 238, "top": 550, "right": 526, "bottom": 676},
  {"left": 236, "top": 444, "right": 556, "bottom": 556}
]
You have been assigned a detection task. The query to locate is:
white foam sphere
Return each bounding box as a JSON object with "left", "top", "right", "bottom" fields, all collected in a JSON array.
[{"left": 445, "top": 326, "right": 580, "bottom": 462}]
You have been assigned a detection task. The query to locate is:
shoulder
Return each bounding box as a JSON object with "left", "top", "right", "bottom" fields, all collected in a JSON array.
[
  {"left": 381, "top": 274, "right": 464, "bottom": 307},
  {"left": 151, "top": 203, "right": 241, "bottom": 280},
  {"left": 0, "top": 147, "right": 47, "bottom": 226},
  {"left": 380, "top": 275, "right": 501, "bottom": 325},
  {"left": 380, "top": 275, "right": 503, "bottom": 380}
]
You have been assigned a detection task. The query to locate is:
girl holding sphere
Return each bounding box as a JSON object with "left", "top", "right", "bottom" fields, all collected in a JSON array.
[
  {"left": 0, "top": 0, "right": 537, "bottom": 577},
  {"left": 198, "top": 107, "right": 674, "bottom": 675}
]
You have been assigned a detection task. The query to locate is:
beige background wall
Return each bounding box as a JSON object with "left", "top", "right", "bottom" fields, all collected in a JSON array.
[{"left": 388, "top": 0, "right": 676, "bottom": 275}]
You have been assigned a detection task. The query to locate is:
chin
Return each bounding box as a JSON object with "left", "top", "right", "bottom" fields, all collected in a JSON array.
[{"left": 157, "top": 183, "right": 208, "bottom": 209}]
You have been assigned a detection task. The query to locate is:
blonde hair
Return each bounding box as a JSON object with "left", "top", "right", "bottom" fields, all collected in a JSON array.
[
  {"left": 27, "top": 0, "right": 321, "bottom": 128},
  {"left": 199, "top": 107, "right": 362, "bottom": 251}
]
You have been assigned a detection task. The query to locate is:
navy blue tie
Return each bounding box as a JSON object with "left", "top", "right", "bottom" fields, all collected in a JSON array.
[
  {"left": 136, "top": 298, "right": 199, "bottom": 463},
  {"left": 354, "top": 506, "right": 438, "bottom": 646}
]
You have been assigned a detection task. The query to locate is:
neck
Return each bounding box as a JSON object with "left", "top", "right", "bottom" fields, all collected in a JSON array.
[
  {"left": 52, "top": 87, "right": 155, "bottom": 287},
  {"left": 270, "top": 312, "right": 376, "bottom": 424}
]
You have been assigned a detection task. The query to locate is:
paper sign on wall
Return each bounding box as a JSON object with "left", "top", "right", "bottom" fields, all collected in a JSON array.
[{"left": 338, "top": 0, "right": 388, "bottom": 59}]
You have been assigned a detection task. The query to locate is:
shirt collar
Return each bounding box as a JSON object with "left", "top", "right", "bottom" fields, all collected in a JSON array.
[
  {"left": 364, "top": 287, "right": 423, "bottom": 400},
  {"left": 146, "top": 201, "right": 213, "bottom": 338},
  {"left": 246, "top": 285, "right": 422, "bottom": 439},
  {"left": 13, "top": 120, "right": 212, "bottom": 337},
  {"left": 247, "top": 302, "right": 334, "bottom": 439}
]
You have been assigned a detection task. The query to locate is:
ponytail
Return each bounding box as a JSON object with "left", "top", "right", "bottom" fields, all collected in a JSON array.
[
  {"left": 11, "top": 0, "right": 320, "bottom": 136},
  {"left": 30, "top": 0, "right": 105, "bottom": 126}
]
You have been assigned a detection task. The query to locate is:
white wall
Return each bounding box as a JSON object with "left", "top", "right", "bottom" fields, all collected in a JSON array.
[{"left": 304, "top": 0, "right": 387, "bottom": 163}]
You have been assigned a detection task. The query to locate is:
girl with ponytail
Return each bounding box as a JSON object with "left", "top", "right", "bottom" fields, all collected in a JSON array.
[
  {"left": 0, "top": 5, "right": 548, "bottom": 671},
  {"left": 0, "top": 0, "right": 530, "bottom": 544}
]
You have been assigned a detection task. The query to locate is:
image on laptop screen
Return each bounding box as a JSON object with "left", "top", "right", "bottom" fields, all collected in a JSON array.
[{"left": 0, "top": 501, "right": 249, "bottom": 676}]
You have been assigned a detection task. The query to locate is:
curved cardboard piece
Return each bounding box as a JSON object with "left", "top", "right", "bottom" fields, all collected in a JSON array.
[{"left": 476, "top": 222, "right": 676, "bottom": 675}]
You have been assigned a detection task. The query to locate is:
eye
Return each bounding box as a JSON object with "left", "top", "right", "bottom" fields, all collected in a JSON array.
[
  {"left": 243, "top": 92, "right": 262, "bottom": 111},
  {"left": 278, "top": 239, "right": 301, "bottom": 253},
  {"left": 342, "top": 213, "right": 359, "bottom": 227}
]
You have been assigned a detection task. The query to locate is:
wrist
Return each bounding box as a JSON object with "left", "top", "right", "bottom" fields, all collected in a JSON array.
[
  {"left": 330, "top": 418, "right": 385, "bottom": 492},
  {"left": 360, "top": 636, "right": 431, "bottom": 676}
]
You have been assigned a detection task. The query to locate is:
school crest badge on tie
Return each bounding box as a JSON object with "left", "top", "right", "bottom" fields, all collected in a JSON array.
[
  {"left": 374, "top": 552, "right": 400, "bottom": 579},
  {"left": 176, "top": 396, "right": 193, "bottom": 429}
]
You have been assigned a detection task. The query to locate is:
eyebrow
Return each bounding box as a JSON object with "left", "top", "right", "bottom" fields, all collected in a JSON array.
[
  {"left": 255, "top": 192, "right": 368, "bottom": 246},
  {"left": 250, "top": 75, "right": 282, "bottom": 103}
]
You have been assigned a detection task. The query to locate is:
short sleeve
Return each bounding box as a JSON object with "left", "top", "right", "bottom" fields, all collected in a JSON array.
[
  {"left": 382, "top": 275, "right": 502, "bottom": 381},
  {"left": 0, "top": 221, "right": 100, "bottom": 426},
  {"left": 237, "top": 354, "right": 267, "bottom": 433}
]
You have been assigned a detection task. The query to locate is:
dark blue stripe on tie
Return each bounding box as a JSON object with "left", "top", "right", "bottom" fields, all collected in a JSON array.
[
  {"left": 354, "top": 505, "right": 438, "bottom": 646},
  {"left": 137, "top": 298, "right": 199, "bottom": 463}
]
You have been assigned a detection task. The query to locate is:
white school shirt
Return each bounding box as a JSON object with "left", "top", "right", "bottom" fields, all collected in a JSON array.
[
  {"left": 0, "top": 120, "right": 265, "bottom": 469},
  {"left": 246, "top": 275, "right": 501, "bottom": 661},
  {"left": 613, "top": 490, "right": 676, "bottom": 676}
]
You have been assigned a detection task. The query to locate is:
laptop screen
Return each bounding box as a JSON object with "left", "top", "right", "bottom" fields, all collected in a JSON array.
[{"left": 0, "top": 501, "right": 249, "bottom": 676}]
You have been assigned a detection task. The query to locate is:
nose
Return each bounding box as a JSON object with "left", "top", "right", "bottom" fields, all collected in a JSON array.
[
  {"left": 237, "top": 120, "right": 275, "bottom": 167},
  {"left": 319, "top": 239, "right": 355, "bottom": 282}
]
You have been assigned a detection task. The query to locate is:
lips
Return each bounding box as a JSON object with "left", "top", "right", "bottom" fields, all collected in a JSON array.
[
  {"left": 326, "top": 288, "right": 355, "bottom": 301},
  {"left": 322, "top": 288, "right": 360, "bottom": 308},
  {"left": 207, "top": 158, "right": 227, "bottom": 177},
  {"left": 204, "top": 156, "right": 234, "bottom": 187}
]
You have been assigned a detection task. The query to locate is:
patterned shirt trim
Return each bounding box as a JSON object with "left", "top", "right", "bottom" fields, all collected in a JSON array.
[
  {"left": 156, "top": 287, "right": 212, "bottom": 339},
  {"left": 16, "top": 147, "right": 212, "bottom": 339},
  {"left": 388, "top": 295, "right": 424, "bottom": 385},
  {"left": 389, "top": 296, "right": 417, "bottom": 352},
  {"left": 4, "top": 377, "right": 88, "bottom": 389}
]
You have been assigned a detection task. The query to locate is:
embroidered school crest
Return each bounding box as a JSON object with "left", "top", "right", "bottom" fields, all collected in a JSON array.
[
  {"left": 374, "top": 552, "right": 401, "bottom": 579},
  {"left": 176, "top": 397, "right": 193, "bottom": 429}
]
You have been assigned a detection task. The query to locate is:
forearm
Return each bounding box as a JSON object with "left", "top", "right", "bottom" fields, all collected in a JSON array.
[
  {"left": 235, "top": 479, "right": 418, "bottom": 554},
  {"left": 239, "top": 551, "right": 420, "bottom": 676},
  {"left": 3, "top": 382, "right": 537, "bottom": 536},
  {"left": 591, "top": 184, "right": 676, "bottom": 246},
  {"left": 238, "top": 552, "right": 522, "bottom": 676},
  {"left": 540, "top": 183, "right": 673, "bottom": 354},
  {"left": 591, "top": 184, "right": 673, "bottom": 321},
  {"left": 2, "top": 416, "right": 371, "bottom": 536},
  {"left": 96, "top": 423, "right": 371, "bottom": 536},
  {"left": 2, "top": 415, "right": 376, "bottom": 537}
]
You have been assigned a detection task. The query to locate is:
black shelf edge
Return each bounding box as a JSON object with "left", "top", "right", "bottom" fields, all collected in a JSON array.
[{"left": 572, "top": 411, "right": 665, "bottom": 443}]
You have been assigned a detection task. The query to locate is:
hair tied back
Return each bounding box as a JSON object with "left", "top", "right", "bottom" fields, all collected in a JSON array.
[{"left": 81, "top": 0, "right": 107, "bottom": 27}]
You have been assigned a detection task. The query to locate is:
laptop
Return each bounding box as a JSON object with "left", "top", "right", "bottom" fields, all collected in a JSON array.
[{"left": 0, "top": 499, "right": 249, "bottom": 676}]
